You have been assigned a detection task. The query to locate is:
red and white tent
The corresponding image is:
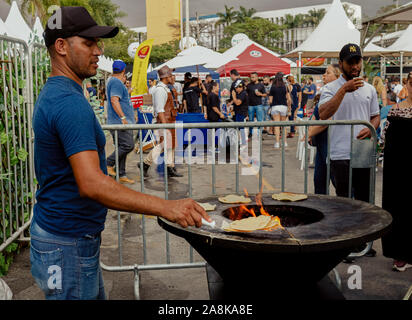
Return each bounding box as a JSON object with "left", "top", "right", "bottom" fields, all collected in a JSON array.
[{"left": 216, "top": 40, "right": 294, "bottom": 77}]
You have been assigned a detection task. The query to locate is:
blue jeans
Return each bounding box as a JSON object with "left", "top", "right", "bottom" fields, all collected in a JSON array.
[
  {"left": 30, "top": 219, "right": 105, "bottom": 300},
  {"left": 235, "top": 114, "right": 247, "bottom": 145},
  {"left": 263, "top": 105, "right": 270, "bottom": 121},
  {"left": 248, "top": 105, "right": 264, "bottom": 135}
]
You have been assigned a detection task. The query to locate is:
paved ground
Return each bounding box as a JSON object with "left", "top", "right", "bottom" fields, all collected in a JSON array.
[{"left": 2, "top": 130, "right": 411, "bottom": 300}]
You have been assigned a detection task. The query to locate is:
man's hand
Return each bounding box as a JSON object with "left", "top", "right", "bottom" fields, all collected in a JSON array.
[
  {"left": 121, "top": 118, "right": 128, "bottom": 125},
  {"left": 163, "top": 199, "right": 211, "bottom": 228},
  {"left": 204, "top": 113, "right": 208, "bottom": 120},
  {"left": 357, "top": 128, "right": 371, "bottom": 140},
  {"left": 344, "top": 78, "right": 364, "bottom": 93}
]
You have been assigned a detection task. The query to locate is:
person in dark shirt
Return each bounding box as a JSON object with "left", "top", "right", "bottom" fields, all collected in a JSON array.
[
  {"left": 206, "top": 82, "right": 225, "bottom": 122},
  {"left": 183, "top": 77, "right": 207, "bottom": 113},
  {"left": 232, "top": 79, "right": 248, "bottom": 145},
  {"left": 227, "top": 69, "right": 241, "bottom": 108},
  {"left": 202, "top": 74, "right": 213, "bottom": 109},
  {"left": 269, "top": 72, "right": 291, "bottom": 148},
  {"left": 286, "top": 75, "right": 302, "bottom": 138},
  {"left": 206, "top": 82, "right": 225, "bottom": 155},
  {"left": 247, "top": 72, "right": 266, "bottom": 136}
]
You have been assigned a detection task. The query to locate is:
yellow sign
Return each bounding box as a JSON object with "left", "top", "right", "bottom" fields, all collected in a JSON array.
[
  {"left": 146, "top": 0, "right": 181, "bottom": 45},
  {"left": 131, "top": 39, "right": 154, "bottom": 97}
]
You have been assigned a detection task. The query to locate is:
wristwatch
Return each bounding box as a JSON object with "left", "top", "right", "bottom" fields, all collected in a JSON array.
[{"left": 120, "top": 116, "right": 126, "bottom": 120}]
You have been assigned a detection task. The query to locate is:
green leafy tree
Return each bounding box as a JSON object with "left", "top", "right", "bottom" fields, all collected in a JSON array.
[
  {"left": 103, "top": 29, "right": 139, "bottom": 64},
  {"left": 234, "top": 6, "right": 257, "bottom": 24},
  {"left": 216, "top": 5, "right": 236, "bottom": 26},
  {"left": 149, "top": 39, "right": 180, "bottom": 64},
  {"left": 219, "top": 17, "right": 283, "bottom": 52},
  {"left": 304, "top": 8, "right": 326, "bottom": 27}
]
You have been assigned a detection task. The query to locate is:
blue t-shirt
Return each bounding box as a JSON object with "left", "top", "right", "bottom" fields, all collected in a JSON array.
[
  {"left": 107, "top": 77, "right": 135, "bottom": 124},
  {"left": 32, "top": 76, "right": 108, "bottom": 238},
  {"left": 307, "top": 83, "right": 317, "bottom": 99}
]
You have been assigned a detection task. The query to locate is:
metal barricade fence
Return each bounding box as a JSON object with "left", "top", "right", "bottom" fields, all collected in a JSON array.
[
  {"left": 101, "top": 119, "right": 378, "bottom": 299},
  {"left": 0, "top": 35, "right": 36, "bottom": 253}
]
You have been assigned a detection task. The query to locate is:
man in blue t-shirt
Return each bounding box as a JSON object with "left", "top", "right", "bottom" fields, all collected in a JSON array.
[
  {"left": 31, "top": 6, "right": 210, "bottom": 300},
  {"left": 105, "top": 59, "right": 136, "bottom": 184},
  {"left": 303, "top": 76, "right": 317, "bottom": 113}
]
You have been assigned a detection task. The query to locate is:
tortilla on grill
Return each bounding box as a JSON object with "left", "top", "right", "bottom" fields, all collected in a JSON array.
[
  {"left": 198, "top": 202, "right": 216, "bottom": 211},
  {"left": 263, "top": 216, "right": 281, "bottom": 230},
  {"left": 218, "top": 194, "right": 252, "bottom": 204},
  {"left": 229, "top": 215, "right": 272, "bottom": 231},
  {"left": 271, "top": 192, "right": 308, "bottom": 202}
]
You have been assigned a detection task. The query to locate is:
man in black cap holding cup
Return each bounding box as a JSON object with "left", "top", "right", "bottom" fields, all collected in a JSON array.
[
  {"left": 318, "top": 43, "right": 380, "bottom": 203},
  {"left": 318, "top": 43, "right": 380, "bottom": 259},
  {"left": 31, "top": 6, "right": 210, "bottom": 300}
]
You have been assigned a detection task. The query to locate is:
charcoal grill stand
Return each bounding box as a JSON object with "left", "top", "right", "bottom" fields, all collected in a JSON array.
[{"left": 205, "top": 263, "right": 345, "bottom": 300}]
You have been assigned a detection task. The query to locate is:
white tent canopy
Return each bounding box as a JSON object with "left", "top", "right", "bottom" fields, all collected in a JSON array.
[
  {"left": 154, "top": 45, "right": 223, "bottom": 70},
  {"left": 363, "top": 42, "right": 394, "bottom": 57},
  {"left": 387, "top": 24, "right": 412, "bottom": 57},
  {"left": 284, "top": 0, "right": 360, "bottom": 58},
  {"left": 206, "top": 38, "right": 296, "bottom": 69},
  {"left": 97, "top": 55, "right": 113, "bottom": 73},
  {"left": 5, "top": 1, "right": 32, "bottom": 43},
  {"left": 0, "top": 17, "right": 9, "bottom": 36},
  {"left": 32, "top": 16, "right": 44, "bottom": 44}
]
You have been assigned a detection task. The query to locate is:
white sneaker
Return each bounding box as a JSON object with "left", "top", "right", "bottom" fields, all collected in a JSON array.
[
  {"left": 274, "top": 142, "right": 280, "bottom": 149},
  {"left": 284, "top": 142, "right": 288, "bottom": 147}
]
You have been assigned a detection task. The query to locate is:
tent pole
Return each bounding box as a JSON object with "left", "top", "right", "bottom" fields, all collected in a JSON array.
[
  {"left": 400, "top": 51, "right": 404, "bottom": 81},
  {"left": 298, "top": 52, "right": 302, "bottom": 84}
]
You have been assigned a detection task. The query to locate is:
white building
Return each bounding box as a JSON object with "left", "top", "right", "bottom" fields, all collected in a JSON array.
[{"left": 130, "top": 2, "right": 362, "bottom": 52}]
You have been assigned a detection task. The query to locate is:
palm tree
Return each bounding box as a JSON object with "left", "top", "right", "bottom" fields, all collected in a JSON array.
[
  {"left": 216, "top": 5, "right": 236, "bottom": 26},
  {"left": 304, "top": 8, "right": 326, "bottom": 27},
  {"left": 282, "top": 14, "right": 305, "bottom": 49},
  {"left": 234, "top": 6, "right": 257, "bottom": 24}
]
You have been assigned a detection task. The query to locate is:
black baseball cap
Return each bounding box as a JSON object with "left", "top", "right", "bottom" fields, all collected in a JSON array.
[
  {"left": 339, "top": 43, "right": 362, "bottom": 62},
  {"left": 43, "top": 6, "right": 119, "bottom": 47}
]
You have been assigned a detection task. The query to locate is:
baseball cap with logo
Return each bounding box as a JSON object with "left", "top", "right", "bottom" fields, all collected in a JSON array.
[
  {"left": 43, "top": 6, "right": 119, "bottom": 47},
  {"left": 234, "top": 79, "right": 244, "bottom": 88},
  {"left": 339, "top": 43, "right": 362, "bottom": 62},
  {"left": 112, "top": 60, "right": 126, "bottom": 73}
]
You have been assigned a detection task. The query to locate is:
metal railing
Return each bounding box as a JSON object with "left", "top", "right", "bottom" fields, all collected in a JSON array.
[
  {"left": 101, "top": 119, "right": 378, "bottom": 299},
  {"left": 0, "top": 35, "right": 37, "bottom": 253}
]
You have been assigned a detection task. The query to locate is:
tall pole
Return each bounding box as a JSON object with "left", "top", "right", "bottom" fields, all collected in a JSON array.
[
  {"left": 185, "top": 0, "right": 189, "bottom": 49},
  {"left": 180, "top": 0, "right": 183, "bottom": 44},
  {"left": 400, "top": 51, "right": 404, "bottom": 81},
  {"left": 298, "top": 52, "right": 302, "bottom": 84}
]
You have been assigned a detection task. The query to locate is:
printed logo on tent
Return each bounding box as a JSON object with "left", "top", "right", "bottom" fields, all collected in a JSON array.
[
  {"left": 138, "top": 46, "right": 150, "bottom": 59},
  {"left": 250, "top": 50, "right": 262, "bottom": 58}
]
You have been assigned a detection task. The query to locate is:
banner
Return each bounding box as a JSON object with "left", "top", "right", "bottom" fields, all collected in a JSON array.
[
  {"left": 146, "top": 0, "right": 181, "bottom": 45},
  {"left": 131, "top": 39, "right": 154, "bottom": 108}
]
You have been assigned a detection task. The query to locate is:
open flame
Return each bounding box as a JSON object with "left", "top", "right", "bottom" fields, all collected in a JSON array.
[{"left": 226, "top": 189, "right": 282, "bottom": 230}]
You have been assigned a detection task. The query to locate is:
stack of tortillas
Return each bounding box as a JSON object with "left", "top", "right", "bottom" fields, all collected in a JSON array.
[
  {"left": 218, "top": 194, "right": 251, "bottom": 204},
  {"left": 223, "top": 215, "right": 281, "bottom": 232},
  {"left": 271, "top": 192, "right": 308, "bottom": 202},
  {"left": 197, "top": 202, "right": 216, "bottom": 211}
]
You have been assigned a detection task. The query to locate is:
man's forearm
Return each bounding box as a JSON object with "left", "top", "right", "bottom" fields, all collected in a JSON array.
[
  {"left": 370, "top": 114, "right": 380, "bottom": 130},
  {"left": 112, "top": 100, "right": 125, "bottom": 118},
  {"left": 319, "top": 87, "right": 347, "bottom": 120},
  {"left": 84, "top": 172, "right": 168, "bottom": 216}
]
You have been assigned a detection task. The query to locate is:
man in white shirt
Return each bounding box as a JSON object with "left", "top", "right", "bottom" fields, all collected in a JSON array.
[
  {"left": 172, "top": 75, "right": 183, "bottom": 110},
  {"left": 392, "top": 77, "right": 404, "bottom": 103},
  {"left": 142, "top": 66, "right": 182, "bottom": 178},
  {"left": 319, "top": 43, "right": 380, "bottom": 203}
]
